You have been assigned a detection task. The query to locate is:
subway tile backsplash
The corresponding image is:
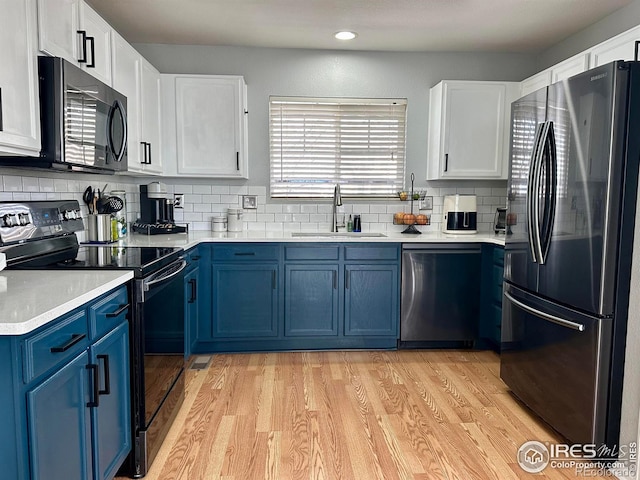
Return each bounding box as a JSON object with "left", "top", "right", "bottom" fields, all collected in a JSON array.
[{"left": 0, "top": 169, "right": 507, "bottom": 235}]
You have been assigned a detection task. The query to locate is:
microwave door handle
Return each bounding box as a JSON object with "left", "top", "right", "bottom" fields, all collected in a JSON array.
[{"left": 108, "top": 100, "right": 127, "bottom": 162}]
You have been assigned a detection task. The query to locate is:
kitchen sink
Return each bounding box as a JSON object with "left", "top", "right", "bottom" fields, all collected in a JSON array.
[{"left": 291, "top": 232, "right": 387, "bottom": 238}]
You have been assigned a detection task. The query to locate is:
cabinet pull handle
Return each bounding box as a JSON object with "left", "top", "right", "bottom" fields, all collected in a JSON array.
[
  {"left": 50, "top": 333, "right": 86, "bottom": 352},
  {"left": 106, "top": 304, "right": 129, "bottom": 318},
  {"left": 333, "top": 270, "right": 337, "bottom": 289},
  {"left": 191, "top": 256, "right": 201, "bottom": 261},
  {"left": 147, "top": 142, "right": 152, "bottom": 165},
  {"left": 140, "top": 141, "right": 147, "bottom": 164},
  {"left": 97, "top": 354, "right": 111, "bottom": 395},
  {"left": 272, "top": 270, "right": 277, "bottom": 289},
  {"left": 444, "top": 153, "right": 449, "bottom": 172},
  {"left": 76, "top": 30, "right": 88, "bottom": 63},
  {"left": 87, "top": 36, "right": 95, "bottom": 68},
  {"left": 188, "top": 279, "right": 197, "bottom": 303},
  {"left": 86, "top": 364, "right": 100, "bottom": 407},
  {"left": 234, "top": 252, "right": 255, "bottom": 256},
  {"left": 0, "top": 87, "right": 3, "bottom": 132},
  {"left": 236, "top": 152, "right": 240, "bottom": 171},
  {"left": 345, "top": 270, "right": 350, "bottom": 289}
]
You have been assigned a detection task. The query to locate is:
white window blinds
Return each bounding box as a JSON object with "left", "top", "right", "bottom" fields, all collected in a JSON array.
[{"left": 269, "top": 97, "right": 407, "bottom": 198}]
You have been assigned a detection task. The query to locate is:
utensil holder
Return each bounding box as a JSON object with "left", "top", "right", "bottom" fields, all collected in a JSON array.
[{"left": 87, "top": 214, "right": 113, "bottom": 242}]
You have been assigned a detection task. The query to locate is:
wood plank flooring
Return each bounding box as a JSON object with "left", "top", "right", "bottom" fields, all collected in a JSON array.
[{"left": 116, "top": 350, "right": 618, "bottom": 480}]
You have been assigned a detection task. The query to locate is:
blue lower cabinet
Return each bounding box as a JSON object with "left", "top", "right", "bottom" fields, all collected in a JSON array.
[
  {"left": 1, "top": 285, "right": 132, "bottom": 480},
  {"left": 90, "top": 322, "right": 131, "bottom": 480},
  {"left": 212, "top": 263, "right": 279, "bottom": 337},
  {"left": 27, "top": 351, "right": 94, "bottom": 480},
  {"left": 194, "top": 243, "right": 400, "bottom": 352},
  {"left": 285, "top": 264, "right": 339, "bottom": 336},
  {"left": 479, "top": 244, "right": 505, "bottom": 348},
  {"left": 344, "top": 264, "right": 399, "bottom": 336}
]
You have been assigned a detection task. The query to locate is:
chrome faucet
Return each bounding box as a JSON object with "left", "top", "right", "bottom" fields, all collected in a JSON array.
[{"left": 331, "top": 184, "right": 343, "bottom": 232}]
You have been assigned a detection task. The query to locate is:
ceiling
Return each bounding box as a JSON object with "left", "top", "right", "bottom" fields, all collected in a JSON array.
[{"left": 86, "top": 0, "right": 632, "bottom": 53}]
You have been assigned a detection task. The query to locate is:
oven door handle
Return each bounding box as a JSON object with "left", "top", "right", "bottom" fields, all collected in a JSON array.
[{"left": 143, "top": 260, "right": 187, "bottom": 291}]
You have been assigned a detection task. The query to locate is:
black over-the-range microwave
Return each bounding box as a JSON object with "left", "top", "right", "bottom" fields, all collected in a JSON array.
[{"left": 0, "top": 56, "right": 128, "bottom": 173}]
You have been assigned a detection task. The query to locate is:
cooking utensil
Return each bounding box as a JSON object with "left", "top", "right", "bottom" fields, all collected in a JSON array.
[
  {"left": 97, "top": 196, "right": 124, "bottom": 214},
  {"left": 83, "top": 186, "right": 94, "bottom": 214}
]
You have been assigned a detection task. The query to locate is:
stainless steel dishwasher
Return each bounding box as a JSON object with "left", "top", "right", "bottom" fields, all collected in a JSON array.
[{"left": 400, "top": 243, "right": 481, "bottom": 346}]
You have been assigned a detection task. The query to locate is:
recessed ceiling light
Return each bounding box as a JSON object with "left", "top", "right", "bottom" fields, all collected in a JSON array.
[{"left": 334, "top": 31, "right": 357, "bottom": 41}]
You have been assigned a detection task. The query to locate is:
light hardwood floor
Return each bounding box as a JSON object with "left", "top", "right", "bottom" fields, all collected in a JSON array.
[{"left": 117, "top": 350, "right": 619, "bottom": 480}]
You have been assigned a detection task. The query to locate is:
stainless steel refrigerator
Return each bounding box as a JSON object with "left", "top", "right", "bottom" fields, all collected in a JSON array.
[{"left": 501, "top": 60, "right": 640, "bottom": 448}]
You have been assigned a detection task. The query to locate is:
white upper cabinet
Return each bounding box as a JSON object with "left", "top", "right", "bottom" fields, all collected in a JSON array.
[
  {"left": 0, "top": 0, "right": 41, "bottom": 155},
  {"left": 427, "top": 80, "right": 518, "bottom": 180},
  {"left": 37, "top": 0, "right": 112, "bottom": 85},
  {"left": 77, "top": 2, "right": 112, "bottom": 85},
  {"left": 520, "top": 53, "right": 590, "bottom": 97},
  {"left": 589, "top": 26, "right": 640, "bottom": 67},
  {"left": 111, "top": 33, "right": 143, "bottom": 173},
  {"left": 162, "top": 74, "right": 249, "bottom": 178},
  {"left": 520, "top": 71, "right": 552, "bottom": 97},
  {"left": 36, "top": 0, "right": 79, "bottom": 63},
  {"left": 551, "top": 53, "right": 590, "bottom": 83},
  {"left": 139, "top": 58, "right": 162, "bottom": 175}
]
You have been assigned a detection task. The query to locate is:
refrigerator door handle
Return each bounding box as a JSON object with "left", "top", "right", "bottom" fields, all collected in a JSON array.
[
  {"left": 539, "top": 121, "right": 557, "bottom": 264},
  {"left": 504, "top": 291, "right": 585, "bottom": 332},
  {"left": 527, "top": 123, "right": 545, "bottom": 263}
]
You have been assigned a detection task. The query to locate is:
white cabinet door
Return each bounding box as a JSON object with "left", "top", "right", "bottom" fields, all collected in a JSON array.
[
  {"left": 520, "top": 70, "right": 551, "bottom": 97},
  {"left": 427, "top": 81, "right": 516, "bottom": 180},
  {"left": 589, "top": 26, "right": 640, "bottom": 67},
  {"left": 78, "top": 2, "right": 112, "bottom": 86},
  {"left": 111, "top": 33, "right": 143, "bottom": 173},
  {"left": 551, "top": 53, "right": 590, "bottom": 83},
  {"left": 173, "top": 75, "right": 248, "bottom": 178},
  {"left": 37, "top": 0, "right": 80, "bottom": 63},
  {"left": 0, "top": 0, "right": 41, "bottom": 155},
  {"left": 140, "top": 58, "right": 162, "bottom": 175}
]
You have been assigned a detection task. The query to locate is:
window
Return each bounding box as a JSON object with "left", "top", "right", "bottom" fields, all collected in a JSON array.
[{"left": 269, "top": 97, "right": 407, "bottom": 198}]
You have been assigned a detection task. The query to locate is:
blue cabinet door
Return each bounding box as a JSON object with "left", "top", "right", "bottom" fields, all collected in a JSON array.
[
  {"left": 27, "top": 350, "right": 94, "bottom": 480},
  {"left": 212, "top": 264, "right": 279, "bottom": 337},
  {"left": 185, "top": 266, "right": 200, "bottom": 356},
  {"left": 284, "top": 264, "right": 339, "bottom": 336},
  {"left": 90, "top": 321, "right": 131, "bottom": 480},
  {"left": 344, "top": 264, "right": 399, "bottom": 336}
]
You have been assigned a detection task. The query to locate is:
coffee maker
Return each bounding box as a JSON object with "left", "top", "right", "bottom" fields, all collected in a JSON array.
[{"left": 132, "top": 182, "right": 187, "bottom": 235}]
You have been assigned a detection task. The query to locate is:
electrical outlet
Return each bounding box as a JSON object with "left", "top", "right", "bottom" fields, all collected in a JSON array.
[
  {"left": 174, "top": 194, "right": 184, "bottom": 209},
  {"left": 242, "top": 195, "right": 258, "bottom": 209}
]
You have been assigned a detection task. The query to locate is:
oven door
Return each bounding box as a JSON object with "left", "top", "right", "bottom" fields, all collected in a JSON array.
[{"left": 136, "top": 259, "right": 187, "bottom": 432}]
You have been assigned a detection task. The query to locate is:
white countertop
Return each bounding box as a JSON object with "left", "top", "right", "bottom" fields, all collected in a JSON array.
[
  {"left": 0, "top": 229, "right": 503, "bottom": 336},
  {"left": 0, "top": 270, "right": 133, "bottom": 335},
  {"left": 119, "top": 230, "right": 506, "bottom": 249}
]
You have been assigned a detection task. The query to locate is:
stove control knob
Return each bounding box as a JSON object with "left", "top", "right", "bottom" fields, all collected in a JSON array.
[
  {"left": 18, "top": 213, "right": 30, "bottom": 226},
  {"left": 3, "top": 214, "right": 20, "bottom": 227},
  {"left": 63, "top": 210, "right": 76, "bottom": 220}
]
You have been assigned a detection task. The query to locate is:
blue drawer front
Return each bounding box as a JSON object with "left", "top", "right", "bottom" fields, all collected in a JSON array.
[
  {"left": 285, "top": 246, "right": 340, "bottom": 261},
  {"left": 493, "top": 246, "right": 504, "bottom": 266},
  {"left": 212, "top": 244, "right": 280, "bottom": 261},
  {"left": 23, "top": 310, "right": 90, "bottom": 384},
  {"left": 344, "top": 245, "right": 399, "bottom": 261},
  {"left": 89, "top": 286, "right": 129, "bottom": 341}
]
